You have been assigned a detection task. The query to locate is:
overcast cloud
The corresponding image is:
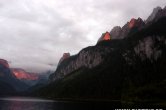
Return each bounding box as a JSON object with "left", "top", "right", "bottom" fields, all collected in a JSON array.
[{"left": 0, "top": 0, "right": 165, "bottom": 73}]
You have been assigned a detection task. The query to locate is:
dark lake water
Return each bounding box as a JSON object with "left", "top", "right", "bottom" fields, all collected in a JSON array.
[
  {"left": 0, "top": 97, "right": 164, "bottom": 110},
  {"left": 0, "top": 97, "right": 118, "bottom": 110}
]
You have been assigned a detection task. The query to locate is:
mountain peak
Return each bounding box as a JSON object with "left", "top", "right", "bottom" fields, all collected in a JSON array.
[
  {"left": 97, "top": 32, "right": 111, "bottom": 43},
  {"left": 153, "top": 6, "right": 162, "bottom": 12},
  {"left": 0, "top": 59, "right": 9, "bottom": 68},
  {"left": 58, "top": 53, "right": 70, "bottom": 65},
  {"left": 128, "top": 17, "right": 144, "bottom": 28},
  {"left": 146, "top": 6, "right": 163, "bottom": 23},
  {"left": 109, "top": 17, "right": 144, "bottom": 39},
  {"left": 128, "top": 18, "right": 137, "bottom": 28},
  {"left": 102, "top": 32, "right": 111, "bottom": 40},
  {"left": 164, "top": 6, "right": 166, "bottom": 10},
  {"left": 110, "top": 26, "right": 122, "bottom": 39},
  {"left": 62, "top": 53, "right": 70, "bottom": 59}
]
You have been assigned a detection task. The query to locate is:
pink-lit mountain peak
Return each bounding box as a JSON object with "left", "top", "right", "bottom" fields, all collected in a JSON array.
[
  {"left": 0, "top": 58, "right": 39, "bottom": 81},
  {"left": 128, "top": 18, "right": 137, "bottom": 28},
  {"left": 103, "top": 32, "right": 111, "bottom": 40},
  {"left": 12, "top": 68, "right": 39, "bottom": 80},
  {"left": 128, "top": 17, "right": 144, "bottom": 28},
  {"left": 97, "top": 32, "right": 111, "bottom": 43}
]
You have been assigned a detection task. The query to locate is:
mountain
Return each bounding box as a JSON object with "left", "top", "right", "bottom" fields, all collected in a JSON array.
[
  {"left": 49, "top": 17, "right": 146, "bottom": 82},
  {"left": 0, "top": 80, "right": 16, "bottom": 95},
  {"left": 97, "top": 32, "right": 111, "bottom": 42},
  {"left": 58, "top": 53, "right": 71, "bottom": 66},
  {"left": 146, "top": 6, "right": 166, "bottom": 23},
  {"left": 34, "top": 6, "right": 166, "bottom": 104},
  {"left": 0, "top": 59, "right": 16, "bottom": 95},
  {"left": 110, "top": 17, "right": 145, "bottom": 39},
  {"left": 49, "top": 45, "right": 111, "bottom": 81},
  {"left": 0, "top": 59, "right": 51, "bottom": 95},
  {"left": 98, "top": 18, "right": 145, "bottom": 40},
  {"left": 0, "top": 59, "right": 9, "bottom": 68},
  {"left": 12, "top": 68, "right": 39, "bottom": 80},
  {"left": 0, "top": 59, "right": 29, "bottom": 93},
  {"left": 11, "top": 68, "right": 39, "bottom": 86}
]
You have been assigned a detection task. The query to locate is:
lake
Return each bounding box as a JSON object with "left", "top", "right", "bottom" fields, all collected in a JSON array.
[{"left": 0, "top": 97, "right": 119, "bottom": 110}]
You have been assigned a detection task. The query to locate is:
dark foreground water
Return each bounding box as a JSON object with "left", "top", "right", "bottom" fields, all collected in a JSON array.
[
  {"left": 0, "top": 97, "right": 120, "bottom": 110},
  {"left": 0, "top": 97, "right": 164, "bottom": 110}
]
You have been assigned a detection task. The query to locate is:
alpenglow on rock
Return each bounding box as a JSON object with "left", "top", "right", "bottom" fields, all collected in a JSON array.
[
  {"left": 128, "top": 18, "right": 145, "bottom": 29},
  {"left": 0, "top": 58, "right": 29, "bottom": 91},
  {"left": 110, "top": 18, "right": 145, "bottom": 39},
  {"left": 97, "top": 32, "right": 111, "bottom": 43},
  {"left": 12, "top": 68, "right": 39, "bottom": 80}
]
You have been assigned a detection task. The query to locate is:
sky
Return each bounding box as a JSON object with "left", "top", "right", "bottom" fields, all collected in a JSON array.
[{"left": 0, "top": 0, "right": 165, "bottom": 73}]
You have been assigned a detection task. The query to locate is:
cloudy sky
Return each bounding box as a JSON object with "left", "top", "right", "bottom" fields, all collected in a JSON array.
[{"left": 0, "top": 0, "right": 165, "bottom": 73}]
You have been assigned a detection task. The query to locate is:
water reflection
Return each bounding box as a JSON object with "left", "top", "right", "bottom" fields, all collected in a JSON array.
[
  {"left": 0, "top": 97, "right": 118, "bottom": 110},
  {"left": 0, "top": 97, "right": 54, "bottom": 110}
]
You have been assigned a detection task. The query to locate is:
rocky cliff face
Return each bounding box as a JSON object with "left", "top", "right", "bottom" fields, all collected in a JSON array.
[
  {"left": 51, "top": 46, "right": 111, "bottom": 81},
  {"left": 134, "top": 36, "right": 165, "bottom": 61},
  {"left": 51, "top": 32, "right": 111, "bottom": 81}
]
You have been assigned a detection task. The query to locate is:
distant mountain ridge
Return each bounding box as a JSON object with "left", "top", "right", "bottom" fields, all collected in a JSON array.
[
  {"left": 12, "top": 68, "right": 39, "bottom": 80},
  {"left": 0, "top": 59, "right": 51, "bottom": 93},
  {"left": 0, "top": 59, "right": 29, "bottom": 93},
  {"left": 0, "top": 58, "right": 51, "bottom": 95}
]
